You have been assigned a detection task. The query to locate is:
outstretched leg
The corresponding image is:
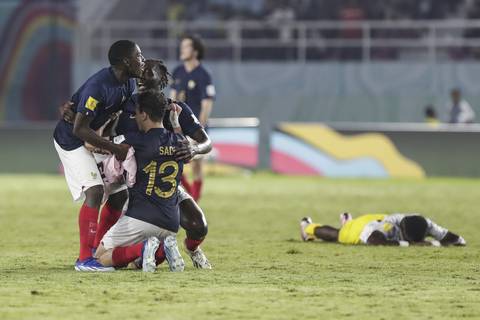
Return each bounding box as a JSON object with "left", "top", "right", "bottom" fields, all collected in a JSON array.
[{"left": 300, "top": 217, "right": 339, "bottom": 242}]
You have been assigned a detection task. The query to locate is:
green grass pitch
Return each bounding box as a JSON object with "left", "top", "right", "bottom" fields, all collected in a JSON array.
[{"left": 1, "top": 174, "right": 479, "bottom": 319}]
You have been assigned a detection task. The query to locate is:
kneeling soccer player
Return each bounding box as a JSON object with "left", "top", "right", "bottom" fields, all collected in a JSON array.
[
  {"left": 300, "top": 213, "right": 466, "bottom": 247},
  {"left": 93, "top": 90, "right": 185, "bottom": 272}
]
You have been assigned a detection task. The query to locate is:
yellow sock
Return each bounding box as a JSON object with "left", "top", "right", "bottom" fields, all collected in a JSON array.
[{"left": 305, "top": 223, "right": 322, "bottom": 237}]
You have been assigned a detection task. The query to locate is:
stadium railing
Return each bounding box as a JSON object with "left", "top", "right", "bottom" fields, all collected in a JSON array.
[{"left": 78, "top": 19, "right": 480, "bottom": 62}]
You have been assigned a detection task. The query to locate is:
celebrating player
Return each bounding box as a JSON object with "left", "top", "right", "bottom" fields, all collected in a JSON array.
[
  {"left": 170, "top": 34, "right": 216, "bottom": 201},
  {"left": 113, "top": 59, "right": 212, "bottom": 268},
  {"left": 61, "top": 59, "right": 213, "bottom": 269},
  {"left": 53, "top": 40, "right": 145, "bottom": 271},
  {"left": 94, "top": 90, "right": 185, "bottom": 272},
  {"left": 300, "top": 213, "right": 466, "bottom": 246}
]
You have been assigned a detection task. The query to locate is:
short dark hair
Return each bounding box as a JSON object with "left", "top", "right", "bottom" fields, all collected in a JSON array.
[
  {"left": 182, "top": 34, "right": 205, "bottom": 60},
  {"left": 108, "top": 40, "right": 137, "bottom": 66},
  {"left": 137, "top": 90, "right": 167, "bottom": 122},
  {"left": 401, "top": 215, "right": 428, "bottom": 242}
]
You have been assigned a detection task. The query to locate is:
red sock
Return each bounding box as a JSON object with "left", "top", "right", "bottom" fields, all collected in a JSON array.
[
  {"left": 192, "top": 179, "right": 203, "bottom": 201},
  {"left": 155, "top": 244, "right": 166, "bottom": 265},
  {"left": 78, "top": 204, "right": 99, "bottom": 261},
  {"left": 185, "top": 238, "right": 204, "bottom": 252},
  {"left": 181, "top": 175, "right": 192, "bottom": 195},
  {"left": 93, "top": 203, "right": 123, "bottom": 248},
  {"left": 112, "top": 243, "right": 143, "bottom": 267}
]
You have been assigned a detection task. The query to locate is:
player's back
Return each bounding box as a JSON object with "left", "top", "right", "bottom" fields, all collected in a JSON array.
[{"left": 120, "top": 128, "right": 184, "bottom": 232}]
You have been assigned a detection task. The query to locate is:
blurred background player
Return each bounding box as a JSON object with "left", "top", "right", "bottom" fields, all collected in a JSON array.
[
  {"left": 95, "top": 90, "right": 185, "bottom": 272},
  {"left": 447, "top": 88, "right": 476, "bottom": 124},
  {"left": 170, "top": 34, "right": 216, "bottom": 202},
  {"left": 53, "top": 40, "right": 145, "bottom": 271},
  {"left": 300, "top": 213, "right": 466, "bottom": 246}
]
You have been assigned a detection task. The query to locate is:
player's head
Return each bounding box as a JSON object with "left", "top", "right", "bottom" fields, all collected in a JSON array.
[
  {"left": 399, "top": 215, "right": 428, "bottom": 243},
  {"left": 180, "top": 34, "right": 204, "bottom": 62},
  {"left": 135, "top": 89, "right": 167, "bottom": 131},
  {"left": 451, "top": 88, "right": 461, "bottom": 104},
  {"left": 137, "top": 59, "right": 170, "bottom": 92},
  {"left": 108, "top": 40, "right": 145, "bottom": 78}
]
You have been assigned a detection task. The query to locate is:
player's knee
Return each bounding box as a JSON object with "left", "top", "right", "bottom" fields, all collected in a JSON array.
[
  {"left": 186, "top": 224, "right": 208, "bottom": 240},
  {"left": 84, "top": 184, "right": 104, "bottom": 207}
]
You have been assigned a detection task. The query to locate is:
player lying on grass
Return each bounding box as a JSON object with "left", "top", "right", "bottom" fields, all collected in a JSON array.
[
  {"left": 61, "top": 59, "right": 213, "bottom": 269},
  {"left": 93, "top": 90, "right": 185, "bottom": 272},
  {"left": 300, "top": 213, "right": 466, "bottom": 247},
  {"left": 53, "top": 40, "right": 145, "bottom": 271}
]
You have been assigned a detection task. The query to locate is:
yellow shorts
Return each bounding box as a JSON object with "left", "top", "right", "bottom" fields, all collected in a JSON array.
[{"left": 338, "top": 214, "right": 386, "bottom": 245}]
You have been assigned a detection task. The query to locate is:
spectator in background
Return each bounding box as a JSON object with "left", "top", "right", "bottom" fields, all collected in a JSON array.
[
  {"left": 267, "top": 1, "right": 296, "bottom": 43},
  {"left": 424, "top": 104, "right": 440, "bottom": 125},
  {"left": 447, "top": 88, "right": 476, "bottom": 123}
]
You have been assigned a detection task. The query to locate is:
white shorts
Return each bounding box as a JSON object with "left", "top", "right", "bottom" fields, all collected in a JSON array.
[
  {"left": 54, "top": 140, "right": 104, "bottom": 202},
  {"left": 101, "top": 215, "right": 175, "bottom": 249},
  {"left": 54, "top": 141, "right": 128, "bottom": 202},
  {"left": 177, "top": 185, "right": 192, "bottom": 202}
]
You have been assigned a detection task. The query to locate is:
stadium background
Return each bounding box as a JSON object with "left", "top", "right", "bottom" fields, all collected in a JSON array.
[
  {"left": 2, "top": 0, "right": 480, "bottom": 177},
  {"left": 2, "top": 1, "right": 480, "bottom": 320}
]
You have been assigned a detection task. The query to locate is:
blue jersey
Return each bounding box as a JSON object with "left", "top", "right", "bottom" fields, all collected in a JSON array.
[
  {"left": 53, "top": 67, "right": 135, "bottom": 151},
  {"left": 171, "top": 64, "right": 215, "bottom": 117},
  {"left": 116, "top": 95, "right": 202, "bottom": 137},
  {"left": 116, "top": 128, "right": 184, "bottom": 231}
]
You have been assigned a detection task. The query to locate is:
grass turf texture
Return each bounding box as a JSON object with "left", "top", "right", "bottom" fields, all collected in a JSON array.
[{"left": 0, "top": 174, "right": 479, "bottom": 320}]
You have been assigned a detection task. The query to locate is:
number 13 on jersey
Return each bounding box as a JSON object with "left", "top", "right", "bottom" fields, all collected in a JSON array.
[{"left": 143, "top": 160, "right": 179, "bottom": 198}]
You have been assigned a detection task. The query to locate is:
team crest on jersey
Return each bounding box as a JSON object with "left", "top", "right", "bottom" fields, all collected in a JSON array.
[
  {"left": 188, "top": 80, "right": 196, "bottom": 89},
  {"left": 85, "top": 96, "right": 99, "bottom": 111},
  {"left": 90, "top": 172, "right": 97, "bottom": 179}
]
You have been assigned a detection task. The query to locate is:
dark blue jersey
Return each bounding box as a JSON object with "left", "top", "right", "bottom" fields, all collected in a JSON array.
[
  {"left": 53, "top": 67, "right": 135, "bottom": 151},
  {"left": 116, "top": 95, "right": 203, "bottom": 138},
  {"left": 171, "top": 64, "right": 215, "bottom": 117},
  {"left": 116, "top": 128, "right": 184, "bottom": 231}
]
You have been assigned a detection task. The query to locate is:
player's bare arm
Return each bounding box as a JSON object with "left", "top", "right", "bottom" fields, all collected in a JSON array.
[
  {"left": 175, "top": 128, "right": 212, "bottom": 162},
  {"left": 73, "top": 112, "right": 129, "bottom": 160},
  {"left": 199, "top": 98, "right": 213, "bottom": 127}
]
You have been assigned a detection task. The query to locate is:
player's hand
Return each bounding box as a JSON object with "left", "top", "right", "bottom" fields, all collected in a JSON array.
[
  {"left": 60, "top": 101, "right": 75, "bottom": 124},
  {"left": 84, "top": 142, "right": 110, "bottom": 155},
  {"left": 175, "top": 139, "right": 195, "bottom": 162},
  {"left": 114, "top": 143, "right": 130, "bottom": 161},
  {"left": 169, "top": 103, "right": 182, "bottom": 129}
]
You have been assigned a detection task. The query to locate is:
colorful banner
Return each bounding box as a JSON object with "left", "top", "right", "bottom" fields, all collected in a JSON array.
[
  {"left": 271, "top": 123, "right": 425, "bottom": 178},
  {"left": 0, "top": 0, "right": 75, "bottom": 122}
]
